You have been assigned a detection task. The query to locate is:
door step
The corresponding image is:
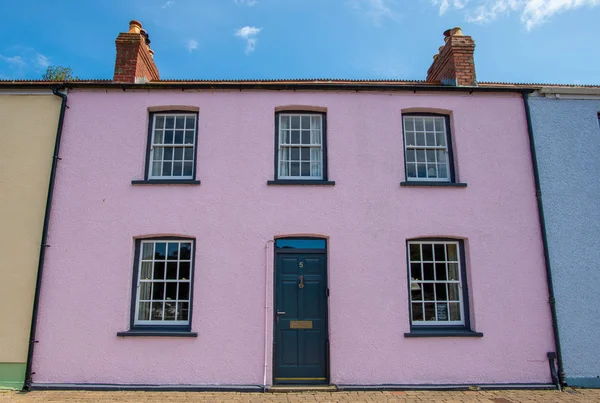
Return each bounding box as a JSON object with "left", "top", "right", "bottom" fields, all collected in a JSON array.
[{"left": 269, "top": 385, "right": 337, "bottom": 393}]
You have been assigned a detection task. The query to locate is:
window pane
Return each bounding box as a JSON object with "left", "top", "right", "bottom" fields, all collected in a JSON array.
[
  {"left": 280, "top": 129, "right": 289, "bottom": 144},
  {"left": 164, "top": 147, "right": 173, "bottom": 160},
  {"left": 275, "top": 238, "right": 327, "bottom": 249},
  {"left": 139, "top": 282, "right": 151, "bottom": 300},
  {"left": 415, "top": 132, "right": 425, "bottom": 146},
  {"left": 291, "top": 148, "right": 299, "bottom": 160},
  {"left": 167, "top": 243, "right": 179, "bottom": 260},
  {"left": 426, "top": 132, "right": 436, "bottom": 146},
  {"left": 435, "top": 263, "right": 447, "bottom": 280},
  {"left": 422, "top": 244, "right": 433, "bottom": 261},
  {"left": 140, "top": 262, "right": 152, "bottom": 280},
  {"left": 152, "top": 147, "right": 163, "bottom": 161},
  {"left": 437, "top": 150, "right": 447, "bottom": 163},
  {"left": 174, "top": 130, "right": 184, "bottom": 144},
  {"left": 155, "top": 116, "right": 165, "bottom": 129},
  {"left": 184, "top": 132, "right": 194, "bottom": 144},
  {"left": 166, "top": 262, "right": 178, "bottom": 279},
  {"left": 411, "top": 288, "right": 422, "bottom": 301},
  {"left": 310, "top": 116, "right": 321, "bottom": 130},
  {"left": 301, "top": 130, "right": 310, "bottom": 144},
  {"left": 164, "top": 302, "right": 176, "bottom": 320},
  {"left": 412, "top": 303, "right": 423, "bottom": 321},
  {"left": 427, "top": 165, "right": 438, "bottom": 178},
  {"left": 175, "top": 116, "right": 185, "bottom": 129},
  {"left": 154, "top": 130, "right": 164, "bottom": 144},
  {"left": 436, "top": 132, "right": 446, "bottom": 147},
  {"left": 436, "top": 283, "right": 448, "bottom": 300},
  {"left": 165, "top": 116, "right": 175, "bottom": 129},
  {"left": 291, "top": 130, "right": 300, "bottom": 144},
  {"left": 291, "top": 115, "right": 300, "bottom": 129},
  {"left": 410, "top": 263, "right": 422, "bottom": 280},
  {"left": 311, "top": 130, "right": 321, "bottom": 145},
  {"left": 183, "top": 162, "right": 193, "bottom": 176},
  {"left": 138, "top": 302, "right": 150, "bottom": 320},
  {"left": 155, "top": 243, "right": 166, "bottom": 259},
  {"left": 436, "top": 303, "right": 449, "bottom": 321},
  {"left": 166, "top": 283, "right": 177, "bottom": 299},
  {"left": 153, "top": 282, "right": 165, "bottom": 299},
  {"left": 434, "top": 118, "right": 444, "bottom": 131},
  {"left": 162, "top": 162, "right": 172, "bottom": 176},
  {"left": 173, "top": 162, "right": 182, "bottom": 176},
  {"left": 164, "top": 130, "right": 174, "bottom": 144},
  {"left": 406, "top": 149, "right": 415, "bottom": 163},
  {"left": 152, "top": 162, "right": 162, "bottom": 176},
  {"left": 177, "top": 302, "right": 189, "bottom": 321},
  {"left": 301, "top": 162, "right": 310, "bottom": 176},
  {"left": 151, "top": 302, "right": 163, "bottom": 320},
  {"left": 407, "top": 164, "right": 416, "bottom": 178},
  {"left": 301, "top": 116, "right": 310, "bottom": 129},
  {"left": 423, "top": 283, "right": 434, "bottom": 301},
  {"left": 290, "top": 162, "right": 300, "bottom": 176},
  {"left": 409, "top": 244, "right": 420, "bottom": 261},
  {"left": 434, "top": 244, "right": 445, "bottom": 260},
  {"left": 447, "top": 244, "right": 458, "bottom": 261},
  {"left": 180, "top": 243, "right": 192, "bottom": 259},
  {"left": 450, "top": 303, "right": 461, "bottom": 321},
  {"left": 185, "top": 116, "right": 195, "bottom": 129},
  {"left": 438, "top": 164, "right": 448, "bottom": 179},
  {"left": 404, "top": 118, "right": 414, "bottom": 131},
  {"left": 425, "top": 119, "right": 434, "bottom": 131},
  {"left": 416, "top": 150, "right": 425, "bottom": 162},
  {"left": 424, "top": 303, "right": 436, "bottom": 321},
  {"left": 153, "top": 262, "right": 165, "bottom": 280},
  {"left": 417, "top": 164, "right": 426, "bottom": 177},
  {"left": 301, "top": 147, "right": 310, "bottom": 160},
  {"left": 179, "top": 262, "right": 190, "bottom": 280},
  {"left": 448, "top": 284, "right": 460, "bottom": 301},
  {"left": 178, "top": 282, "right": 190, "bottom": 300},
  {"left": 448, "top": 263, "right": 459, "bottom": 280},
  {"left": 426, "top": 149, "right": 436, "bottom": 162},
  {"left": 423, "top": 263, "right": 434, "bottom": 280},
  {"left": 184, "top": 148, "right": 193, "bottom": 160},
  {"left": 415, "top": 119, "right": 424, "bottom": 131},
  {"left": 280, "top": 115, "right": 290, "bottom": 130},
  {"left": 406, "top": 132, "right": 415, "bottom": 147},
  {"left": 141, "top": 243, "right": 153, "bottom": 260}
]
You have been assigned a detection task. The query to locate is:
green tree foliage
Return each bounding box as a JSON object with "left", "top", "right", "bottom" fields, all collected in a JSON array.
[{"left": 41, "top": 66, "right": 79, "bottom": 81}]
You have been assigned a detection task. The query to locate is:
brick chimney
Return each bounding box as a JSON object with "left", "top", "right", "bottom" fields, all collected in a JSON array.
[
  {"left": 113, "top": 20, "right": 160, "bottom": 83},
  {"left": 426, "top": 27, "right": 476, "bottom": 87}
]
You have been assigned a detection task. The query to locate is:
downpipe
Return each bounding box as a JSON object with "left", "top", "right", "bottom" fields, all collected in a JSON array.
[
  {"left": 522, "top": 91, "right": 565, "bottom": 390},
  {"left": 23, "top": 87, "right": 68, "bottom": 391},
  {"left": 263, "top": 239, "right": 274, "bottom": 392}
]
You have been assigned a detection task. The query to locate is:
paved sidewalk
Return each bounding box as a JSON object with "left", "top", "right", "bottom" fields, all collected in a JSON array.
[{"left": 1, "top": 388, "right": 599, "bottom": 403}]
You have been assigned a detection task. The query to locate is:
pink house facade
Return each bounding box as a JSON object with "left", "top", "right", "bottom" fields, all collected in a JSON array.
[{"left": 29, "top": 24, "right": 556, "bottom": 389}]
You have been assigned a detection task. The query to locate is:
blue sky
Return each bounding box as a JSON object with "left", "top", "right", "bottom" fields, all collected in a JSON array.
[{"left": 1, "top": 0, "right": 599, "bottom": 84}]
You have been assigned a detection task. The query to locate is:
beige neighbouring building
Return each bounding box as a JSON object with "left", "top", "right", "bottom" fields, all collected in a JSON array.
[{"left": 0, "top": 90, "right": 62, "bottom": 389}]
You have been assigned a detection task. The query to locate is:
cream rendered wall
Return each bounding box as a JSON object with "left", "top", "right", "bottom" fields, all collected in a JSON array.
[{"left": 0, "top": 93, "right": 60, "bottom": 388}]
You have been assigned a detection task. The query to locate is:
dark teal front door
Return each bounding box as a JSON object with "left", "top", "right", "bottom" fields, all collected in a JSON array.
[{"left": 274, "top": 252, "right": 328, "bottom": 384}]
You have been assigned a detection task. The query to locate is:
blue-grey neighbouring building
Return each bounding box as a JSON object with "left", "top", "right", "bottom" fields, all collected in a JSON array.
[{"left": 528, "top": 87, "right": 600, "bottom": 388}]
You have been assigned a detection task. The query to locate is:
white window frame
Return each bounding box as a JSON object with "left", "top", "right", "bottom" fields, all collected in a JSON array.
[
  {"left": 277, "top": 113, "right": 324, "bottom": 180},
  {"left": 403, "top": 115, "right": 451, "bottom": 182},
  {"left": 408, "top": 240, "right": 465, "bottom": 326},
  {"left": 134, "top": 239, "right": 194, "bottom": 326},
  {"left": 148, "top": 112, "right": 197, "bottom": 180}
]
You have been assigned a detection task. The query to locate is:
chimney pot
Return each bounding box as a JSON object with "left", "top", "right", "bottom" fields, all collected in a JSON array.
[{"left": 128, "top": 20, "right": 142, "bottom": 34}]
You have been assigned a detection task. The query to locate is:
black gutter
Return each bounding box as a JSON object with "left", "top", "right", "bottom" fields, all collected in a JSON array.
[
  {"left": 0, "top": 81, "right": 536, "bottom": 93},
  {"left": 522, "top": 92, "right": 565, "bottom": 389},
  {"left": 23, "top": 87, "right": 68, "bottom": 391}
]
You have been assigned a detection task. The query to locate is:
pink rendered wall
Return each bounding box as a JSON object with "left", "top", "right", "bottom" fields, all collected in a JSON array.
[{"left": 33, "top": 89, "right": 554, "bottom": 386}]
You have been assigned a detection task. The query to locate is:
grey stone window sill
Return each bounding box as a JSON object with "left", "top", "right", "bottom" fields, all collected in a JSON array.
[
  {"left": 131, "top": 180, "right": 201, "bottom": 185},
  {"left": 117, "top": 330, "right": 198, "bottom": 337},
  {"left": 404, "top": 329, "right": 483, "bottom": 338},
  {"left": 267, "top": 180, "right": 335, "bottom": 186},
  {"left": 400, "top": 181, "right": 467, "bottom": 187}
]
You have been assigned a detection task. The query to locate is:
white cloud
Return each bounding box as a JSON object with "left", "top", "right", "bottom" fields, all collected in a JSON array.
[
  {"left": 431, "top": 0, "right": 600, "bottom": 29},
  {"left": 36, "top": 53, "right": 50, "bottom": 68},
  {"left": 235, "top": 0, "right": 257, "bottom": 5},
  {"left": 186, "top": 39, "right": 198, "bottom": 52},
  {"left": 235, "top": 26, "right": 262, "bottom": 54},
  {"left": 348, "top": 0, "right": 400, "bottom": 25},
  {"left": 0, "top": 54, "right": 26, "bottom": 67},
  {"left": 162, "top": 0, "right": 174, "bottom": 8}
]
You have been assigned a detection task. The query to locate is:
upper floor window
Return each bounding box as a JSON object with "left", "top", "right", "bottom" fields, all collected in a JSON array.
[
  {"left": 147, "top": 112, "right": 197, "bottom": 180},
  {"left": 276, "top": 112, "right": 327, "bottom": 180},
  {"left": 403, "top": 114, "right": 454, "bottom": 182},
  {"left": 133, "top": 238, "right": 195, "bottom": 330},
  {"left": 407, "top": 239, "right": 469, "bottom": 328}
]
